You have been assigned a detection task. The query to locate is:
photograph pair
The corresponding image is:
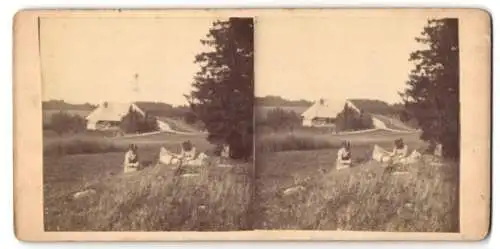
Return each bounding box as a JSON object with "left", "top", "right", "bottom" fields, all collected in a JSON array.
[{"left": 13, "top": 9, "right": 491, "bottom": 241}]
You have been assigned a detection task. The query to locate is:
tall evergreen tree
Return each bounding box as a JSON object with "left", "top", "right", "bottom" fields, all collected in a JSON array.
[
  {"left": 400, "top": 18, "right": 459, "bottom": 159},
  {"left": 186, "top": 18, "right": 254, "bottom": 160}
]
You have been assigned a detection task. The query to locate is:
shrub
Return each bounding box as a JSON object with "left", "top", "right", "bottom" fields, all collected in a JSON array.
[
  {"left": 138, "top": 114, "right": 159, "bottom": 133},
  {"left": 259, "top": 107, "right": 302, "bottom": 132},
  {"left": 183, "top": 111, "right": 197, "bottom": 125},
  {"left": 335, "top": 104, "right": 374, "bottom": 131},
  {"left": 49, "top": 111, "right": 87, "bottom": 135},
  {"left": 120, "top": 107, "right": 159, "bottom": 134}
]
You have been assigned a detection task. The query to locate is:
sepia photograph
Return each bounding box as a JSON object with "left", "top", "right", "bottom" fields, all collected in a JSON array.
[
  {"left": 254, "top": 15, "right": 460, "bottom": 232},
  {"left": 40, "top": 16, "right": 254, "bottom": 231},
  {"left": 13, "top": 9, "right": 490, "bottom": 241}
]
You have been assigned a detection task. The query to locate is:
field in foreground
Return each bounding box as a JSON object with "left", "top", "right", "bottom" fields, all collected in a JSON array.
[
  {"left": 43, "top": 133, "right": 252, "bottom": 231},
  {"left": 44, "top": 128, "right": 459, "bottom": 232},
  {"left": 254, "top": 131, "right": 459, "bottom": 232}
]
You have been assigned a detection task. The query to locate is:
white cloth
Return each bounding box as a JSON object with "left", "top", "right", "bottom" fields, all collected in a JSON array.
[
  {"left": 186, "top": 152, "right": 208, "bottom": 167},
  {"left": 158, "top": 147, "right": 208, "bottom": 166},
  {"left": 372, "top": 145, "right": 399, "bottom": 163},
  {"left": 400, "top": 150, "right": 422, "bottom": 164},
  {"left": 372, "top": 144, "right": 391, "bottom": 163},
  {"left": 391, "top": 145, "right": 409, "bottom": 160},
  {"left": 372, "top": 144, "right": 420, "bottom": 165},
  {"left": 159, "top": 147, "right": 179, "bottom": 165}
]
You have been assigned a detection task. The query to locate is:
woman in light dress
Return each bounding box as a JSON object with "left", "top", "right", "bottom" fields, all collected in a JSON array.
[
  {"left": 123, "top": 144, "right": 140, "bottom": 173},
  {"left": 336, "top": 141, "right": 352, "bottom": 169},
  {"left": 390, "top": 138, "right": 409, "bottom": 163},
  {"left": 178, "top": 140, "right": 197, "bottom": 164}
]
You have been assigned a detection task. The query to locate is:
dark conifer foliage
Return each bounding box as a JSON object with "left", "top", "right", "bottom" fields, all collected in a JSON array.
[
  {"left": 187, "top": 18, "right": 254, "bottom": 161},
  {"left": 401, "top": 18, "right": 460, "bottom": 159}
]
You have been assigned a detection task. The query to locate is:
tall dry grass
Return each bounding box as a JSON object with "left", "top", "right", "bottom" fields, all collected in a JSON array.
[
  {"left": 44, "top": 158, "right": 252, "bottom": 231},
  {"left": 255, "top": 149, "right": 459, "bottom": 232}
]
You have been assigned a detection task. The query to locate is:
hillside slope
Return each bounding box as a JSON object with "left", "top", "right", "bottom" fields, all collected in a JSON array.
[
  {"left": 371, "top": 114, "right": 416, "bottom": 131},
  {"left": 157, "top": 117, "right": 203, "bottom": 133}
]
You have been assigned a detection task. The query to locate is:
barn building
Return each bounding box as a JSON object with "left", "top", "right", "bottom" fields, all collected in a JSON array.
[
  {"left": 85, "top": 101, "right": 171, "bottom": 132},
  {"left": 300, "top": 98, "right": 388, "bottom": 129}
]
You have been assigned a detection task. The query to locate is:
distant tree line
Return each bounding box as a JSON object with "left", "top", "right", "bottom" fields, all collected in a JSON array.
[
  {"left": 44, "top": 100, "right": 199, "bottom": 123},
  {"left": 44, "top": 100, "right": 202, "bottom": 135},
  {"left": 43, "top": 100, "right": 96, "bottom": 110},
  {"left": 256, "top": 95, "right": 313, "bottom": 107}
]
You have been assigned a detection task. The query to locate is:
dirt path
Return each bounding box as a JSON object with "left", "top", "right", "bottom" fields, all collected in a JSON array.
[
  {"left": 157, "top": 117, "right": 205, "bottom": 134},
  {"left": 371, "top": 114, "right": 416, "bottom": 131}
]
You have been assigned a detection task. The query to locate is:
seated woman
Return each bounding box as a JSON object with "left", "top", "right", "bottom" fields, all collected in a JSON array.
[
  {"left": 123, "top": 144, "right": 140, "bottom": 173},
  {"left": 167, "top": 140, "right": 197, "bottom": 166},
  {"left": 389, "top": 138, "right": 409, "bottom": 164},
  {"left": 180, "top": 140, "right": 196, "bottom": 162},
  {"left": 336, "top": 141, "right": 352, "bottom": 169}
]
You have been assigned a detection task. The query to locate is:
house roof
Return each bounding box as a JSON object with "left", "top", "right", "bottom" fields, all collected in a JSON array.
[
  {"left": 86, "top": 100, "right": 191, "bottom": 123},
  {"left": 86, "top": 102, "right": 144, "bottom": 122},
  {"left": 301, "top": 99, "right": 346, "bottom": 119}
]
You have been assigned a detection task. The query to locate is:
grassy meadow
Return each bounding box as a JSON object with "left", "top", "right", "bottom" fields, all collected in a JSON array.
[
  {"left": 43, "top": 131, "right": 253, "bottom": 231},
  {"left": 254, "top": 128, "right": 459, "bottom": 232},
  {"left": 43, "top": 105, "right": 459, "bottom": 232}
]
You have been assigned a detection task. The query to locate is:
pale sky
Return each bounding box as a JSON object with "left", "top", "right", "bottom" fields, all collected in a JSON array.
[
  {"left": 255, "top": 14, "right": 429, "bottom": 104},
  {"left": 40, "top": 14, "right": 429, "bottom": 106},
  {"left": 40, "top": 17, "right": 215, "bottom": 106}
]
